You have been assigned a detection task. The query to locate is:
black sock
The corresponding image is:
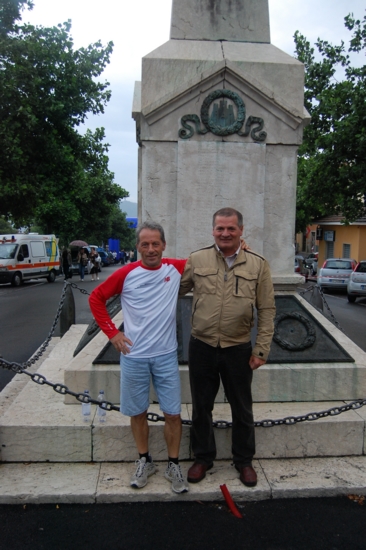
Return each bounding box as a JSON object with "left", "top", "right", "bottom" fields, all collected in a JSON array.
[
  {"left": 139, "top": 452, "right": 152, "bottom": 463},
  {"left": 168, "top": 456, "right": 179, "bottom": 465}
]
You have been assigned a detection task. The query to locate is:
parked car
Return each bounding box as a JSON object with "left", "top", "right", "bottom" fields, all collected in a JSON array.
[
  {"left": 317, "top": 258, "right": 357, "bottom": 291},
  {"left": 304, "top": 252, "right": 319, "bottom": 274},
  {"left": 98, "top": 250, "right": 113, "bottom": 267},
  {"left": 294, "top": 256, "right": 309, "bottom": 280},
  {"left": 347, "top": 261, "right": 366, "bottom": 303}
]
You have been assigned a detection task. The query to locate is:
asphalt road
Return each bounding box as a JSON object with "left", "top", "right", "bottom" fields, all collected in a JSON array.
[
  {"left": 0, "top": 264, "right": 119, "bottom": 390},
  {"left": 0, "top": 497, "right": 365, "bottom": 550}
]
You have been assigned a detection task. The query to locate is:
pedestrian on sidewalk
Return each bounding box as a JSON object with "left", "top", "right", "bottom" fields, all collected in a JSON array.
[
  {"left": 77, "top": 247, "right": 88, "bottom": 281},
  {"left": 89, "top": 221, "right": 189, "bottom": 494},
  {"left": 89, "top": 247, "right": 100, "bottom": 281},
  {"left": 179, "top": 207, "right": 276, "bottom": 487},
  {"left": 61, "top": 248, "right": 72, "bottom": 280}
]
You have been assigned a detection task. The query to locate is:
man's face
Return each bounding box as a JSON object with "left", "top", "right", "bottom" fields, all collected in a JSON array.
[
  {"left": 212, "top": 215, "right": 243, "bottom": 257},
  {"left": 137, "top": 229, "right": 166, "bottom": 268}
]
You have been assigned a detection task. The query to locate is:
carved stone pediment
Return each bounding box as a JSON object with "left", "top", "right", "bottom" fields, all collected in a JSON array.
[{"left": 135, "top": 62, "right": 309, "bottom": 146}]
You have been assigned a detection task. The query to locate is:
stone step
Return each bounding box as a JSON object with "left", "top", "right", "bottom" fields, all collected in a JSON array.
[
  {"left": 1, "top": 392, "right": 365, "bottom": 463},
  {"left": 1, "top": 456, "right": 366, "bottom": 504}
]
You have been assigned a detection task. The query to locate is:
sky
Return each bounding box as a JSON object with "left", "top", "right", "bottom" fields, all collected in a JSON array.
[{"left": 23, "top": 0, "right": 365, "bottom": 204}]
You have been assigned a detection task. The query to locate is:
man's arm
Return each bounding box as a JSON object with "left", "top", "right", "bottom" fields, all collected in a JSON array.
[
  {"left": 251, "top": 259, "right": 276, "bottom": 369},
  {"left": 89, "top": 267, "right": 133, "bottom": 353},
  {"left": 178, "top": 255, "right": 194, "bottom": 296}
]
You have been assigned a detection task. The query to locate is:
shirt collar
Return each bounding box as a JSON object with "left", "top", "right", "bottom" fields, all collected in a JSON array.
[{"left": 215, "top": 243, "right": 242, "bottom": 267}]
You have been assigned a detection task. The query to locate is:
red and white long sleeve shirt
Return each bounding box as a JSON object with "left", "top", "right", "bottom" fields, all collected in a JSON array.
[{"left": 89, "top": 259, "right": 187, "bottom": 358}]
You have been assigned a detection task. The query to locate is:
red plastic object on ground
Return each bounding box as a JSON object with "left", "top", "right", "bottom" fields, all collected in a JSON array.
[{"left": 220, "top": 484, "right": 243, "bottom": 518}]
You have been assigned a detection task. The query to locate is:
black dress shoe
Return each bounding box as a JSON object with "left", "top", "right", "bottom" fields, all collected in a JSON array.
[
  {"left": 187, "top": 461, "right": 213, "bottom": 483},
  {"left": 235, "top": 464, "right": 257, "bottom": 487}
]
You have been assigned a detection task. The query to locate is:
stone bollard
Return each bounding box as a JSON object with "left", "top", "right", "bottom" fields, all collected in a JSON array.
[
  {"left": 60, "top": 284, "right": 76, "bottom": 337},
  {"left": 309, "top": 285, "right": 323, "bottom": 312}
]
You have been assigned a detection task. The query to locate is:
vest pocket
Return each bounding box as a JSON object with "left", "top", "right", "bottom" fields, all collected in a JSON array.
[
  {"left": 193, "top": 267, "right": 218, "bottom": 294},
  {"left": 233, "top": 269, "right": 258, "bottom": 299}
]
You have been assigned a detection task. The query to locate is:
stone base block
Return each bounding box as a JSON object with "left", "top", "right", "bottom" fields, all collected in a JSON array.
[
  {"left": 261, "top": 456, "right": 366, "bottom": 499},
  {"left": 203, "top": 402, "right": 365, "bottom": 460},
  {"left": 1, "top": 456, "right": 366, "bottom": 504},
  {"left": 96, "top": 459, "right": 269, "bottom": 503},
  {"left": 0, "top": 463, "right": 100, "bottom": 504},
  {"left": 92, "top": 405, "right": 191, "bottom": 462},
  {"left": 64, "top": 363, "right": 226, "bottom": 405},
  {"left": 1, "top": 391, "right": 364, "bottom": 462},
  {"left": 64, "top": 360, "right": 366, "bottom": 405}
]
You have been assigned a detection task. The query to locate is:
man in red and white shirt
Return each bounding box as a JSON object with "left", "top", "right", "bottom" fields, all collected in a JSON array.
[{"left": 89, "top": 221, "right": 189, "bottom": 494}]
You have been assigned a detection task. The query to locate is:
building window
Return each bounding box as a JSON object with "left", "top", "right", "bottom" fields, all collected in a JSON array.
[
  {"left": 326, "top": 241, "right": 334, "bottom": 258},
  {"left": 343, "top": 244, "right": 351, "bottom": 258}
]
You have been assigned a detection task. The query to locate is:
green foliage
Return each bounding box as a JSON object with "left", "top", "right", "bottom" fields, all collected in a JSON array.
[
  {"left": 0, "top": 0, "right": 33, "bottom": 35},
  {"left": 0, "top": 2, "right": 131, "bottom": 245},
  {"left": 0, "top": 216, "right": 15, "bottom": 233},
  {"left": 108, "top": 206, "right": 136, "bottom": 250},
  {"left": 294, "top": 13, "right": 366, "bottom": 232}
]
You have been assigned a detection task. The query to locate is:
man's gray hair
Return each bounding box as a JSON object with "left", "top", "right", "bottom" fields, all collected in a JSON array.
[
  {"left": 136, "top": 221, "right": 166, "bottom": 244},
  {"left": 212, "top": 207, "right": 243, "bottom": 227}
]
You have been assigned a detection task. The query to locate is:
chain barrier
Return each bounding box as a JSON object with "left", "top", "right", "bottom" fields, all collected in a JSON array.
[
  {"left": 1, "top": 281, "right": 365, "bottom": 428},
  {"left": 15, "top": 282, "right": 91, "bottom": 370}
]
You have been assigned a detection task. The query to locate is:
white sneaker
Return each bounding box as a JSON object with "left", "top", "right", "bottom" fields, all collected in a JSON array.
[
  {"left": 165, "top": 462, "right": 189, "bottom": 494},
  {"left": 130, "top": 457, "right": 156, "bottom": 489}
]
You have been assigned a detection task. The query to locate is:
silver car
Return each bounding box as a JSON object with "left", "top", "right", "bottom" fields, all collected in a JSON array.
[
  {"left": 317, "top": 258, "right": 357, "bottom": 291},
  {"left": 347, "top": 261, "right": 366, "bottom": 303}
]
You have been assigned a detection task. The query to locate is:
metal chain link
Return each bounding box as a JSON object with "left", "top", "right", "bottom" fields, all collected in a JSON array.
[
  {"left": 68, "top": 281, "right": 91, "bottom": 297},
  {"left": 1, "top": 281, "right": 365, "bottom": 427},
  {"left": 0, "top": 355, "right": 120, "bottom": 411},
  {"left": 1, "top": 354, "right": 366, "bottom": 427}
]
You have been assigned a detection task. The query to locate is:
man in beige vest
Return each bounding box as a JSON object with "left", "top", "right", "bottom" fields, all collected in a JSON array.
[{"left": 179, "top": 207, "right": 276, "bottom": 487}]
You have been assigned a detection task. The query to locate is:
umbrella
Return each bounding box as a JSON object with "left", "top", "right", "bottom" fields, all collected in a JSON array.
[{"left": 69, "top": 240, "right": 88, "bottom": 247}]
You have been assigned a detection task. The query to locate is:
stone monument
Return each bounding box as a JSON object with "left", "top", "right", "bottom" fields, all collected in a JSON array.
[{"left": 132, "top": 0, "right": 311, "bottom": 288}]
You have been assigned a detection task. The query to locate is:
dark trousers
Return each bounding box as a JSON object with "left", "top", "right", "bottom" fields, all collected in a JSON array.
[{"left": 189, "top": 336, "right": 255, "bottom": 466}]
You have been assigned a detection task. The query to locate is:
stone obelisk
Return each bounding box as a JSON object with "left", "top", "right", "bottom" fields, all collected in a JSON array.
[{"left": 132, "top": 0, "right": 310, "bottom": 288}]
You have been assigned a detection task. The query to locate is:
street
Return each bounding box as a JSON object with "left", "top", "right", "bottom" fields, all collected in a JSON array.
[{"left": 0, "top": 264, "right": 119, "bottom": 390}]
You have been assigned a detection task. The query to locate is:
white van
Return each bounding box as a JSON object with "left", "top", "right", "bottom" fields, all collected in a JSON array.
[{"left": 0, "top": 234, "right": 60, "bottom": 286}]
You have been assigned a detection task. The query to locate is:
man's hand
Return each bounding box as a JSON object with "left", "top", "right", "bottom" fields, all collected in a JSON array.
[
  {"left": 240, "top": 237, "right": 250, "bottom": 251},
  {"left": 249, "top": 355, "right": 266, "bottom": 370},
  {"left": 110, "top": 332, "right": 133, "bottom": 355}
]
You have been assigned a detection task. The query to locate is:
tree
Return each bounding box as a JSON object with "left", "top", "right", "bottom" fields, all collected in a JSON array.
[
  {"left": 294, "top": 13, "right": 366, "bottom": 232},
  {"left": 0, "top": 1, "right": 129, "bottom": 240},
  {"left": 0, "top": 216, "right": 15, "bottom": 233},
  {"left": 108, "top": 205, "right": 136, "bottom": 250},
  {"left": 0, "top": 0, "right": 33, "bottom": 36}
]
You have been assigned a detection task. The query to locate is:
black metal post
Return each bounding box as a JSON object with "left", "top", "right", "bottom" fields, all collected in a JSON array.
[{"left": 60, "top": 284, "right": 76, "bottom": 337}]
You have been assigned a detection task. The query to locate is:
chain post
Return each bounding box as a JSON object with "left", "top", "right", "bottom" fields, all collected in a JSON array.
[{"left": 298, "top": 283, "right": 344, "bottom": 332}]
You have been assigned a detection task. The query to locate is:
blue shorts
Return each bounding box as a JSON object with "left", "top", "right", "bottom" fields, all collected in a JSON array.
[{"left": 120, "top": 350, "right": 181, "bottom": 417}]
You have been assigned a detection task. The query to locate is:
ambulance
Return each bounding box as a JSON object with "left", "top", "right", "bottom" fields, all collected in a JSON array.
[{"left": 0, "top": 234, "right": 60, "bottom": 286}]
